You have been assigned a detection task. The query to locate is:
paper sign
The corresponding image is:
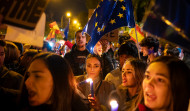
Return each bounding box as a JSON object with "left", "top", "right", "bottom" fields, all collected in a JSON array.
[
  {"left": 5, "top": 13, "right": 46, "bottom": 47},
  {"left": 101, "top": 29, "right": 119, "bottom": 42}
]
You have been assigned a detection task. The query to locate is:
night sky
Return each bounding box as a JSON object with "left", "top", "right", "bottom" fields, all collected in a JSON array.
[{"left": 45, "top": 0, "right": 88, "bottom": 22}]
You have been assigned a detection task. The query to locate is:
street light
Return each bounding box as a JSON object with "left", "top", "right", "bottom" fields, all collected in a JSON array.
[
  {"left": 66, "top": 12, "right": 71, "bottom": 18},
  {"left": 73, "top": 19, "right": 77, "bottom": 24},
  {"left": 66, "top": 12, "right": 71, "bottom": 25}
]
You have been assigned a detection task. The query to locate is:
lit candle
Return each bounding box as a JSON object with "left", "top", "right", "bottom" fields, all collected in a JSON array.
[
  {"left": 86, "top": 78, "right": 94, "bottom": 97},
  {"left": 110, "top": 100, "right": 118, "bottom": 111}
]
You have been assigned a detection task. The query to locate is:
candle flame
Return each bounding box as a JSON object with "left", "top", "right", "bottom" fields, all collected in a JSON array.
[
  {"left": 110, "top": 100, "right": 118, "bottom": 108},
  {"left": 86, "top": 78, "right": 93, "bottom": 83}
]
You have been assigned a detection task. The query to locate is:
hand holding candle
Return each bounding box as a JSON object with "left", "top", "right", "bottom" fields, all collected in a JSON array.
[
  {"left": 110, "top": 100, "right": 118, "bottom": 111},
  {"left": 86, "top": 78, "right": 94, "bottom": 97}
]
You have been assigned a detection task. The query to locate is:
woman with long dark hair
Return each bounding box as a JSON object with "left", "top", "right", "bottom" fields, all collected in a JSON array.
[
  {"left": 19, "top": 52, "right": 89, "bottom": 111},
  {"left": 135, "top": 56, "right": 190, "bottom": 111},
  {"left": 109, "top": 58, "right": 147, "bottom": 111}
]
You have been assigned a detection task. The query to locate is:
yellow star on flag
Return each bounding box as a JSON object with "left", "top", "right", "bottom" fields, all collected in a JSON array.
[
  {"left": 117, "top": 13, "right": 123, "bottom": 18},
  {"left": 97, "top": 4, "right": 100, "bottom": 8},
  {"left": 121, "top": 5, "right": 126, "bottom": 11},
  {"left": 97, "top": 27, "right": 101, "bottom": 32},
  {"left": 114, "top": 0, "right": 117, "bottom": 1},
  {"left": 101, "top": 0, "right": 103, "bottom": 1},
  {"left": 96, "top": 13, "right": 98, "bottom": 17},
  {"left": 119, "top": 0, "right": 124, "bottom": 2},
  {"left": 95, "top": 22, "right": 98, "bottom": 27},
  {"left": 110, "top": 19, "right": 116, "bottom": 24}
]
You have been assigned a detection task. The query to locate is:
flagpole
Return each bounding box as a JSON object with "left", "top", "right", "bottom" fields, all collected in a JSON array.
[
  {"left": 134, "top": 25, "right": 141, "bottom": 59},
  {"left": 130, "top": 0, "right": 141, "bottom": 60}
]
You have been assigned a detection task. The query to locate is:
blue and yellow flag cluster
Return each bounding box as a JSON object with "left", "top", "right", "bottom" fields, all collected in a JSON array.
[{"left": 83, "top": 0, "right": 135, "bottom": 53}]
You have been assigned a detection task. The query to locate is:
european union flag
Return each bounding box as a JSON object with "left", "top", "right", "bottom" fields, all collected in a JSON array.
[
  {"left": 64, "top": 22, "right": 69, "bottom": 40},
  {"left": 83, "top": 0, "right": 135, "bottom": 53}
]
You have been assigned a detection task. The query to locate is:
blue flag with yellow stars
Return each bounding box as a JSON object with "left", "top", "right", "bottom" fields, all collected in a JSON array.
[
  {"left": 64, "top": 22, "right": 69, "bottom": 40},
  {"left": 83, "top": 0, "right": 135, "bottom": 53}
]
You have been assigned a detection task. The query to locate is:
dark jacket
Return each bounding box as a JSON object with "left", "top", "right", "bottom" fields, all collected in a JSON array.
[
  {"left": 64, "top": 44, "right": 89, "bottom": 76},
  {"left": 0, "top": 66, "right": 23, "bottom": 111},
  {"left": 101, "top": 52, "right": 114, "bottom": 79},
  {"left": 0, "top": 66, "right": 23, "bottom": 90},
  {"left": 20, "top": 92, "right": 89, "bottom": 111}
]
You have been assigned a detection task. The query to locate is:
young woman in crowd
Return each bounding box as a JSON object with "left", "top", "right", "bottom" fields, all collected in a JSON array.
[
  {"left": 93, "top": 41, "right": 103, "bottom": 57},
  {"left": 75, "top": 54, "right": 115, "bottom": 110},
  {"left": 135, "top": 56, "right": 190, "bottom": 111},
  {"left": 109, "top": 58, "right": 147, "bottom": 111},
  {"left": 4, "top": 41, "right": 20, "bottom": 71},
  {"left": 93, "top": 41, "right": 114, "bottom": 79},
  {"left": 19, "top": 52, "right": 89, "bottom": 111}
]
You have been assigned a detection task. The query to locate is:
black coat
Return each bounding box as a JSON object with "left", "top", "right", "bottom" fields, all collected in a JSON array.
[
  {"left": 0, "top": 66, "right": 23, "bottom": 111},
  {"left": 64, "top": 44, "right": 89, "bottom": 76}
]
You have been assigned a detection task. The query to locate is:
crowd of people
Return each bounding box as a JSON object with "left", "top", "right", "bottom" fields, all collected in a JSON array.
[{"left": 0, "top": 29, "right": 190, "bottom": 111}]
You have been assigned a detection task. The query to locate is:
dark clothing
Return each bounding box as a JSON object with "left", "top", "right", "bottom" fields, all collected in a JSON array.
[
  {"left": 20, "top": 91, "right": 89, "bottom": 111},
  {"left": 71, "top": 92, "right": 90, "bottom": 111},
  {"left": 140, "top": 52, "right": 148, "bottom": 62},
  {"left": 102, "top": 50, "right": 115, "bottom": 79},
  {"left": 183, "top": 51, "right": 190, "bottom": 69},
  {"left": 0, "top": 66, "right": 23, "bottom": 90},
  {"left": 16, "top": 66, "right": 26, "bottom": 76},
  {"left": 21, "top": 104, "right": 52, "bottom": 111},
  {"left": 0, "top": 66, "right": 23, "bottom": 111},
  {"left": 4, "top": 60, "right": 19, "bottom": 72},
  {"left": 64, "top": 44, "right": 89, "bottom": 76}
]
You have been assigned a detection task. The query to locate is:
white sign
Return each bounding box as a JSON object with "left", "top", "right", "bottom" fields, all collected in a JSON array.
[{"left": 5, "top": 13, "right": 46, "bottom": 47}]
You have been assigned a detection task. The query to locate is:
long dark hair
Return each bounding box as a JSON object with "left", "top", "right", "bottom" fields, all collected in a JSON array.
[
  {"left": 135, "top": 56, "right": 190, "bottom": 111},
  {"left": 125, "top": 58, "right": 147, "bottom": 91},
  {"left": 124, "top": 58, "right": 147, "bottom": 110},
  {"left": 151, "top": 56, "right": 190, "bottom": 111},
  {"left": 20, "top": 52, "right": 76, "bottom": 111}
]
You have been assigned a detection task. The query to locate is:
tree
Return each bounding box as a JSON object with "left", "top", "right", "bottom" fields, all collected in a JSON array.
[{"left": 132, "top": 0, "right": 151, "bottom": 23}]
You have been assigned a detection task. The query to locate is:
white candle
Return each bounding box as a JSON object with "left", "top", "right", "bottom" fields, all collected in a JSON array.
[{"left": 86, "top": 78, "right": 94, "bottom": 97}]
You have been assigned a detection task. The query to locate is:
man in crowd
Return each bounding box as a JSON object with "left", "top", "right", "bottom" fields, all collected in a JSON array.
[
  {"left": 140, "top": 36, "right": 159, "bottom": 63},
  {"left": 0, "top": 40, "right": 23, "bottom": 109},
  {"left": 105, "top": 40, "right": 138, "bottom": 88},
  {"left": 64, "top": 30, "right": 89, "bottom": 76}
]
